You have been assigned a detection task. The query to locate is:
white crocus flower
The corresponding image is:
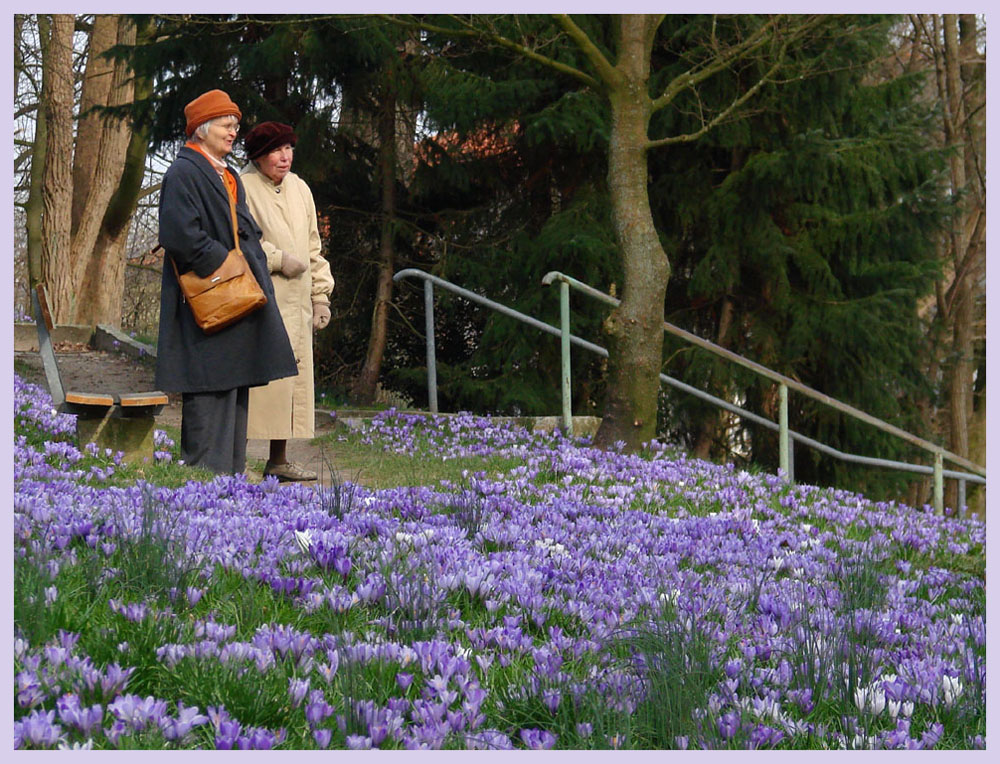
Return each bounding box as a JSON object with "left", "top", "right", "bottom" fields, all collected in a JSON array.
[
  {"left": 854, "top": 684, "right": 886, "bottom": 715},
  {"left": 293, "top": 529, "right": 313, "bottom": 554},
  {"left": 941, "top": 675, "right": 964, "bottom": 707}
]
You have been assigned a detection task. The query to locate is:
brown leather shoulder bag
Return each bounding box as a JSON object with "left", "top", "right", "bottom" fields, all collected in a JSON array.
[{"left": 171, "top": 179, "right": 267, "bottom": 334}]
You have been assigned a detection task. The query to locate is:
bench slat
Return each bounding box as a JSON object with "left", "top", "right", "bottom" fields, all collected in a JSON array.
[
  {"left": 119, "top": 392, "right": 169, "bottom": 407},
  {"left": 64, "top": 391, "right": 115, "bottom": 407}
]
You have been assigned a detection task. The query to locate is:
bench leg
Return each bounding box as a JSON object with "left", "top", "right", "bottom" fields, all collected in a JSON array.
[{"left": 77, "top": 414, "right": 158, "bottom": 464}]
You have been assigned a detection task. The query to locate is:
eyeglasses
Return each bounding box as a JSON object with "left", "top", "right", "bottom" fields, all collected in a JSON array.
[{"left": 213, "top": 119, "right": 240, "bottom": 135}]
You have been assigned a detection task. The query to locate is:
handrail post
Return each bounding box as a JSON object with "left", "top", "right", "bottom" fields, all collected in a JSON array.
[
  {"left": 559, "top": 280, "right": 573, "bottom": 436},
  {"left": 424, "top": 279, "right": 438, "bottom": 413},
  {"left": 958, "top": 479, "right": 967, "bottom": 518},
  {"left": 933, "top": 452, "right": 944, "bottom": 515},
  {"left": 779, "top": 383, "right": 789, "bottom": 481}
]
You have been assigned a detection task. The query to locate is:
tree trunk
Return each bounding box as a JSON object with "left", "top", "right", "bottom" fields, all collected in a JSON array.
[
  {"left": 25, "top": 15, "right": 49, "bottom": 289},
  {"left": 692, "top": 296, "right": 735, "bottom": 460},
  {"left": 960, "top": 12, "right": 986, "bottom": 517},
  {"left": 39, "top": 13, "right": 75, "bottom": 322},
  {"left": 940, "top": 14, "right": 984, "bottom": 510},
  {"left": 74, "top": 15, "right": 144, "bottom": 328},
  {"left": 350, "top": 79, "right": 398, "bottom": 406},
  {"left": 69, "top": 15, "right": 136, "bottom": 326},
  {"left": 71, "top": 14, "right": 118, "bottom": 236},
  {"left": 14, "top": 15, "right": 25, "bottom": 90},
  {"left": 594, "top": 16, "right": 669, "bottom": 451}
]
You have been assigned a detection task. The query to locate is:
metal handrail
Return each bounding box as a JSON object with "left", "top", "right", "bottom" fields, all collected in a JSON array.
[
  {"left": 542, "top": 272, "right": 983, "bottom": 476},
  {"left": 393, "top": 268, "right": 984, "bottom": 514},
  {"left": 542, "top": 270, "right": 985, "bottom": 513}
]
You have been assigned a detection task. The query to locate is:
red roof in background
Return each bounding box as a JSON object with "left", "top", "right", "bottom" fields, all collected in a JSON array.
[{"left": 416, "top": 122, "right": 520, "bottom": 167}]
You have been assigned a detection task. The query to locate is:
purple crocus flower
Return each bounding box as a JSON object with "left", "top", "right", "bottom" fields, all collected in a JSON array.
[
  {"left": 215, "top": 718, "right": 242, "bottom": 749},
  {"left": 288, "top": 677, "right": 310, "bottom": 707},
  {"left": 304, "top": 696, "right": 334, "bottom": 727},
  {"left": 718, "top": 711, "right": 742, "bottom": 740},
  {"left": 56, "top": 693, "right": 103, "bottom": 735},
  {"left": 16, "top": 672, "right": 45, "bottom": 709},
  {"left": 236, "top": 726, "right": 285, "bottom": 750},
  {"left": 161, "top": 702, "right": 209, "bottom": 742},
  {"left": 313, "top": 728, "right": 333, "bottom": 748},
  {"left": 921, "top": 723, "right": 944, "bottom": 749},
  {"left": 541, "top": 688, "right": 561, "bottom": 714},
  {"left": 108, "top": 693, "right": 168, "bottom": 731},
  {"left": 466, "top": 729, "right": 514, "bottom": 749},
  {"left": 520, "top": 727, "right": 557, "bottom": 750},
  {"left": 14, "top": 709, "right": 63, "bottom": 749},
  {"left": 346, "top": 734, "right": 373, "bottom": 749}
]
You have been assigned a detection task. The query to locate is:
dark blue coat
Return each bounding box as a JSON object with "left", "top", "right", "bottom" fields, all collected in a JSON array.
[{"left": 155, "top": 146, "right": 298, "bottom": 393}]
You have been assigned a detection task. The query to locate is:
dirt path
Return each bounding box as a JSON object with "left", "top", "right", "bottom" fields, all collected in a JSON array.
[{"left": 15, "top": 347, "right": 354, "bottom": 487}]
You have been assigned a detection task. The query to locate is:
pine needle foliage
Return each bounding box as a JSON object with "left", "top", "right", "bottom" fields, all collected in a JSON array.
[{"left": 652, "top": 16, "right": 952, "bottom": 499}]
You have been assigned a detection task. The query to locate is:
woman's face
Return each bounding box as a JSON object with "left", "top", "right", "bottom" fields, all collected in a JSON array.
[
  {"left": 202, "top": 116, "right": 240, "bottom": 159},
  {"left": 258, "top": 144, "right": 294, "bottom": 185}
]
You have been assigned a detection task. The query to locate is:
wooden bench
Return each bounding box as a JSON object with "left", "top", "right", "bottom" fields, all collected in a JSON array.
[{"left": 32, "top": 284, "right": 168, "bottom": 464}]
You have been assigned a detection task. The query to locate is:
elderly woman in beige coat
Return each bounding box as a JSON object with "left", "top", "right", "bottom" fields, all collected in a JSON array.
[{"left": 241, "top": 122, "right": 335, "bottom": 481}]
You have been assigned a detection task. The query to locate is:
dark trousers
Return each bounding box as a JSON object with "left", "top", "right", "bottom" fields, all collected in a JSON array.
[{"left": 180, "top": 387, "right": 249, "bottom": 475}]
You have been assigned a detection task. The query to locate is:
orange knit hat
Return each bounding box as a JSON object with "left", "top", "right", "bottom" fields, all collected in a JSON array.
[{"left": 184, "top": 89, "right": 243, "bottom": 137}]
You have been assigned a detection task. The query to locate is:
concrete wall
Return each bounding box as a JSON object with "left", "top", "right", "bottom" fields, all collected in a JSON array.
[
  {"left": 14, "top": 323, "right": 94, "bottom": 352},
  {"left": 91, "top": 325, "right": 157, "bottom": 361}
]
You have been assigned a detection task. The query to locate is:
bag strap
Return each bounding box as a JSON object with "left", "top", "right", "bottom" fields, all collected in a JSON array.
[
  {"left": 169, "top": 173, "right": 242, "bottom": 282},
  {"left": 226, "top": 169, "right": 242, "bottom": 256}
]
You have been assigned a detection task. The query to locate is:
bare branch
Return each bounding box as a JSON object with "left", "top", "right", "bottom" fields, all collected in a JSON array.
[
  {"left": 650, "top": 15, "right": 784, "bottom": 113},
  {"left": 553, "top": 14, "right": 618, "bottom": 89},
  {"left": 647, "top": 39, "right": 787, "bottom": 150},
  {"left": 379, "top": 14, "right": 601, "bottom": 91}
]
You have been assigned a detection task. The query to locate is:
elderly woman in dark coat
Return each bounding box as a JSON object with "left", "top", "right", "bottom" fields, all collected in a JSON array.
[{"left": 156, "top": 89, "right": 297, "bottom": 475}]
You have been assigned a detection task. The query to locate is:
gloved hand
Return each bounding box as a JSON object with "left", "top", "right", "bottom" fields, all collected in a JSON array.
[
  {"left": 312, "top": 302, "right": 331, "bottom": 330},
  {"left": 280, "top": 252, "right": 307, "bottom": 278}
]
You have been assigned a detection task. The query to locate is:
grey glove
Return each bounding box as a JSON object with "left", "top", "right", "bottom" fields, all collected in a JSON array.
[
  {"left": 312, "top": 302, "right": 331, "bottom": 330},
  {"left": 279, "top": 252, "right": 307, "bottom": 278}
]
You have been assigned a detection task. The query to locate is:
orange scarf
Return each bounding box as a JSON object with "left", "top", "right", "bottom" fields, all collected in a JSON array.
[{"left": 185, "top": 141, "right": 238, "bottom": 205}]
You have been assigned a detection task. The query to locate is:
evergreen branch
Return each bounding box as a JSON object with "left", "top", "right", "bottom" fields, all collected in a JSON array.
[
  {"left": 380, "top": 14, "right": 601, "bottom": 91},
  {"left": 553, "top": 14, "right": 618, "bottom": 89}
]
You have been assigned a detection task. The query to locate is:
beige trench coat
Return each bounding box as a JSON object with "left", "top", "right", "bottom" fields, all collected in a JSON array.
[{"left": 242, "top": 164, "right": 334, "bottom": 439}]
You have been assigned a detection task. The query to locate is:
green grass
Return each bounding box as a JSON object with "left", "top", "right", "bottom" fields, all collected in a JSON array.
[
  {"left": 310, "top": 427, "right": 526, "bottom": 489},
  {"left": 14, "top": 357, "right": 35, "bottom": 378}
]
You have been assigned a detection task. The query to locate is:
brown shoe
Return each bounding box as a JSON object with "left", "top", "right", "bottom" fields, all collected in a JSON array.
[{"left": 263, "top": 461, "right": 318, "bottom": 482}]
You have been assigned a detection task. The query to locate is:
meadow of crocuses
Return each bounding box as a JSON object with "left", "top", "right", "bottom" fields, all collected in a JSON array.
[{"left": 13, "top": 373, "right": 986, "bottom": 750}]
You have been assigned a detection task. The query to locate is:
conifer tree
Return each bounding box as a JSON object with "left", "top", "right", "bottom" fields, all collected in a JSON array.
[
  {"left": 386, "top": 13, "right": 848, "bottom": 450},
  {"left": 651, "top": 15, "right": 953, "bottom": 499}
]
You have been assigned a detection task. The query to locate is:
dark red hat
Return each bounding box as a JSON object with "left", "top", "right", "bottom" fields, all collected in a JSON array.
[{"left": 244, "top": 121, "right": 297, "bottom": 160}]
